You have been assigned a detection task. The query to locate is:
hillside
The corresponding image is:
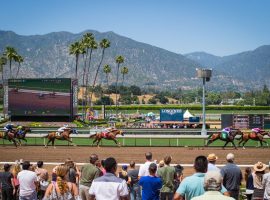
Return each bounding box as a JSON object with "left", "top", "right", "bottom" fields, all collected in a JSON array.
[{"left": 0, "top": 30, "right": 269, "bottom": 91}]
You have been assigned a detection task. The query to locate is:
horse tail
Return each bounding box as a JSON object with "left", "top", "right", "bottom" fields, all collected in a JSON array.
[{"left": 43, "top": 133, "right": 50, "bottom": 138}]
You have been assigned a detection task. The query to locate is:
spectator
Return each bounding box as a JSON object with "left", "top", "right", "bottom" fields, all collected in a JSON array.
[
  {"left": 220, "top": 153, "right": 243, "bottom": 200},
  {"left": 173, "top": 165, "right": 184, "bottom": 193},
  {"left": 159, "top": 160, "right": 165, "bottom": 168},
  {"left": 17, "top": 161, "right": 38, "bottom": 200},
  {"left": 35, "top": 161, "right": 49, "bottom": 200},
  {"left": 207, "top": 153, "right": 220, "bottom": 171},
  {"left": 11, "top": 162, "right": 21, "bottom": 200},
  {"left": 118, "top": 165, "right": 129, "bottom": 182},
  {"left": 252, "top": 161, "right": 266, "bottom": 200},
  {"left": 128, "top": 161, "right": 141, "bottom": 200},
  {"left": 43, "top": 164, "right": 79, "bottom": 199},
  {"left": 0, "top": 163, "right": 15, "bottom": 200},
  {"left": 65, "top": 158, "right": 79, "bottom": 184},
  {"left": 157, "top": 155, "right": 175, "bottom": 200},
  {"left": 191, "top": 171, "right": 234, "bottom": 200},
  {"left": 138, "top": 152, "right": 155, "bottom": 178},
  {"left": 139, "top": 163, "right": 162, "bottom": 200},
  {"left": 174, "top": 155, "right": 228, "bottom": 200},
  {"left": 262, "top": 161, "right": 270, "bottom": 200},
  {"left": 89, "top": 157, "right": 129, "bottom": 200},
  {"left": 79, "top": 154, "right": 100, "bottom": 200},
  {"left": 244, "top": 167, "right": 254, "bottom": 200}
]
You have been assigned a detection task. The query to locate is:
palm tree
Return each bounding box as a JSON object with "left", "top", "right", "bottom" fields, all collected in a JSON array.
[
  {"left": 15, "top": 55, "right": 24, "bottom": 78},
  {"left": 115, "top": 55, "right": 124, "bottom": 108},
  {"left": 0, "top": 56, "right": 7, "bottom": 82},
  {"left": 121, "top": 66, "right": 129, "bottom": 86},
  {"left": 103, "top": 64, "right": 112, "bottom": 111},
  {"left": 81, "top": 33, "right": 94, "bottom": 86},
  {"left": 90, "top": 38, "right": 110, "bottom": 105},
  {"left": 4, "top": 46, "right": 18, "bottom": 78},
  {"left": 69, "top": 41, "right": 82, "bottom": 80}
]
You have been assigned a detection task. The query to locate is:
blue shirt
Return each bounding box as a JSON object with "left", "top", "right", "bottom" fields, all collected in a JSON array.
[
  {"left": 139, "top": 176, "right": 162, "bottom": 200},
  {"left": 176, "top": 173, "right": 227, "bottom": 200}
]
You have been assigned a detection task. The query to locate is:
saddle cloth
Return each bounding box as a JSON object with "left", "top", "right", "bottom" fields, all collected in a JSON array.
[{"left": 221, "top": 131, "right": 228, "bottom": 140}]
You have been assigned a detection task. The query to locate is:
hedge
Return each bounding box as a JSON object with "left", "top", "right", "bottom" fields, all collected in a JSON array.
[{"left": 78, "top": 105, "right": 270, "bottom": 111}]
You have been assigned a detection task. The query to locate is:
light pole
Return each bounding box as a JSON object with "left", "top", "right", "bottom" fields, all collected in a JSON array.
[{"left": 196, "top": 68, "right": 212, "bottom": 136}]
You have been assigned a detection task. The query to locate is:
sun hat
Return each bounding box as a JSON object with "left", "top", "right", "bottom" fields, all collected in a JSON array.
[
  {"left": 207, "top": 153, "right": 218, "bottom": 161},
  {"left": 253, "top": 161, "right": 267, "bottom": 172}
]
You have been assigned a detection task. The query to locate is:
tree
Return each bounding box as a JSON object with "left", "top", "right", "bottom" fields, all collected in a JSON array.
[
  {"left": 148, "top": 97, "right": 157, "bottom": 104},
  {"left": 129, "top": 85, "right": 141, "bottom": 95},
  {"left": 115, "top": 55, "right": 124, "bottom": 108},
  {"left": 90, "top": 39, "right": 110, "bottom": 105},
  {"left": 4, "top": 46, "right": 18, "bottom": 78},
  {"left": 69, "top": 41, "right": 83, "bottom": 80},
  {"left": 0, "top": 56, "right": 7, "bottom": 81},
  {"left": 95, "top": 96, "right": 114, "bottom": 105},
  {"left": 15, "top": 55, "right": 24, "bottom": 78},
  {"left": 120, "top": 66, "right": 128, "bottom": 86}
]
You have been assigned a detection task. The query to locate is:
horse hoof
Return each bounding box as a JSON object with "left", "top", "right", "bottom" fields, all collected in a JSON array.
[
  {"left": 54, "top": 146, "right": 56, "bottom": 149},
  {"left": 242, "top": 147, "right": 245, "bottom": 150}
]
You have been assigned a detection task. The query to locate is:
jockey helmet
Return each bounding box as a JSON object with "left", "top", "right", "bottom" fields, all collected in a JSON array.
[{"left": 64, "top": 124, "right": 69, "bottom": 127}]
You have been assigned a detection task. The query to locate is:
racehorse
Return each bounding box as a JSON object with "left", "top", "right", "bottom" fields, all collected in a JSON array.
[
  {"left": 0, "top": 130, "right": 19, "bottom": 147},
  {"left": 15, "top": 126, "right": 31, "bottom": 145},
  {"left": 44, "top": 128, "right": 78, "bottom": 148},
  {"left": 238, "top": 131, "right": 270, "bottom": 149},
  {"left": 90, "top": 129, "right": 124, "bottom": 147},
  {"left": 205, "top": 129, "right": 242, "bottom": 149}
]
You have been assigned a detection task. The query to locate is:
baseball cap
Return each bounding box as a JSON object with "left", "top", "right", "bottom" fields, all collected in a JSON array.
[
  {"left": 226, "top": 153, "right": 234, "bottom": 161},
  {"left": 204, "top": 171, "right": 222, "bottom": 191}
]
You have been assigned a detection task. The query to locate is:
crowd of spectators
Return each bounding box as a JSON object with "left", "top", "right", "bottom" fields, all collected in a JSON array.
[{"left": 0, "top": 152, "right": 269, "bottom": 200}]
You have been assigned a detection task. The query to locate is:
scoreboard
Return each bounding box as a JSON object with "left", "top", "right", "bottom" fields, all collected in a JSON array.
[{"left": 221, "top": 114, "right": 269, "bottom": 129}]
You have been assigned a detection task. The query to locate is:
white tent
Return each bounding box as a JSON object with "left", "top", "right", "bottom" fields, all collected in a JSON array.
[{"left": 184, "top": 109, "right": 194, "bottom": 119}]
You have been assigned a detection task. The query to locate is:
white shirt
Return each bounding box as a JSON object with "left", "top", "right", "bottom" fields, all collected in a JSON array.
[
  {"left": 138, "top": 161, "right": 153, "bottom": 177},
  {"left": 58, "top": 127, "right": 67, "bottom": 132},
  {"left": 17, "top": 170, "right": 38, "bottom": 196},
  {"left": 208, "top": 163, "right": 220, "bottom": 172},
  {"left": 89, "top": 173, "right": 129, "bottom": 200}
]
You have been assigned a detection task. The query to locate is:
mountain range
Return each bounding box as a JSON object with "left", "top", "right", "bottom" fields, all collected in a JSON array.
[{"left": 0, "top": 30, "right": 269, "bottom": 92}]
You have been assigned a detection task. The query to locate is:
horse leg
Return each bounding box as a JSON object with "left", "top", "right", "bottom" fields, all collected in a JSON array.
[
  {"left": 92, "top": 138, "right": 97, "bottom": 146},
  {"left": 45, "top": 138, "right": 51, "bottom": 148},
  {"left": 113, "top": 139, "right": 120, "bottom": 147},
  {"left": 12, "top": 138, "right": 18, "bottom": 148},
  {"left": 231, "top": 141, "right": 238, "bottom": 150},
  {"left": 52, "top": 139, "right": 56, "bottom": 148},
  {"left": 96, "top": 139, "right": 101, "bottom": 148},
  {"left": 66, "top": 138, "right": 76, "bottom": 146},
  {"left": 222, "top": 141, "right": 229, "bottom": 149}
]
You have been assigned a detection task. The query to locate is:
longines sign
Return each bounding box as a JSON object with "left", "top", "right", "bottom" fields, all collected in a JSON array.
[{"left": 160, "top": 109, "right": 183, "bottom": 122}]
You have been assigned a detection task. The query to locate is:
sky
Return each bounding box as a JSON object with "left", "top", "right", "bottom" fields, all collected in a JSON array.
[{"left": 1, "top": 0, "right": 270, "bottom": 56}]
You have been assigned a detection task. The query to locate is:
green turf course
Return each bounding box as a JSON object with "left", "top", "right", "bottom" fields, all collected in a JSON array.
[{"left": 1, "top": 137, "right": 269, "bottom": 147}]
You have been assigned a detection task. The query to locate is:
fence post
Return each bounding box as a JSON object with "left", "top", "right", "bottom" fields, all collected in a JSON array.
[{"left": 150, "top": 138, "right": 152, "bottom": 146}]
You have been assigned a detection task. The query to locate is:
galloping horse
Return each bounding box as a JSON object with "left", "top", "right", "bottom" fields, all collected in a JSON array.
[
  {"left": 15, "top": 126, "right": 31, "bottom": 145},
  {"left": 44, "top": 128, "right": 78, "bottom": 148},
  {"left": 90, "top": 129, "right": 124, "bottom": 147},
  {"left": 206, "top": 129, "right": 242, "bottom": 149},
  {"left": 0, "top": 130, "right": 19, "bottom": 147},
  {"left": 238, "top": 131, "right": 270, "bottom": 149}
]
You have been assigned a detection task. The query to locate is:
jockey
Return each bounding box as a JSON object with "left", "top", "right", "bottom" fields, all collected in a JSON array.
[
  {"left": 16, "top": 125, "right": 24, "bottom": 136},
  {"left": 222, "top": 126, "right": 232, "bottom": 137},
  {"left": 251, "top": 128, "right": 265, "bottom": 135},
  {"left": 102, "top": 127, "right": 116, "bottom": 137},
  {"left": 57, "top": 124, "right": 69, "bottom": 136},
  {"left": 4, "top": 124, "right": 15, "bottom": 138}
]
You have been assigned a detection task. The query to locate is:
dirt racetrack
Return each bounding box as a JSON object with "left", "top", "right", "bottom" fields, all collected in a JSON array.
[{"left": 0, "top": 146, "right": 269, "bottom": 176}]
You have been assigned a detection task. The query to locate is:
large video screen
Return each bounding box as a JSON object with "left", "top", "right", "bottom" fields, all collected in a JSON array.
[{"left": 8, "top": 78, "right": 73, "bottom": 116}]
